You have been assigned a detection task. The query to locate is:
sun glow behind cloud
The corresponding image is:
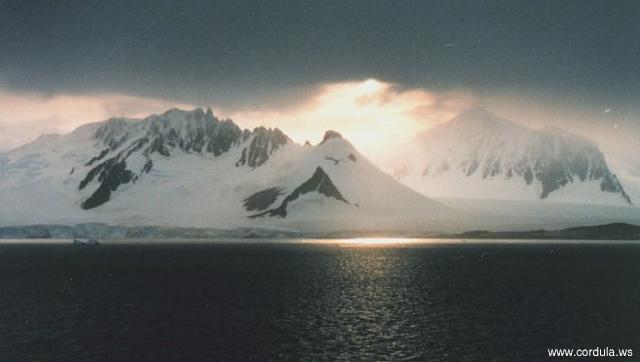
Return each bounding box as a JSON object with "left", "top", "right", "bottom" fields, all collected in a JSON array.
[{"left": 223, "top": 79, "right": 476, "bottom": 163}]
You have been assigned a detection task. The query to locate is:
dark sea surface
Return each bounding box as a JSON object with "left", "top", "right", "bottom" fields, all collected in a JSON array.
[{"left": 1, "top": 239, "right": 639, "bottom": 361}]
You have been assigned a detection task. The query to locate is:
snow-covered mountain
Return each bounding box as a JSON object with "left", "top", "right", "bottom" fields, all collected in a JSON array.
[
  {"left": 0, "top": 108, "right": 454, "bottom": 232},
  {"left": 392, "top": 108, "right": 632, "bottom": 206}
]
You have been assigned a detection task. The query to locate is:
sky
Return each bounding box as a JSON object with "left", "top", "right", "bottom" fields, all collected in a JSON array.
[{"left": 1, "top": 0, "right": 639, "bottom": 166}]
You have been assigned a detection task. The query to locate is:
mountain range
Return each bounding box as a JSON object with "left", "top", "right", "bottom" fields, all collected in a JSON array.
[
  {"left": 1, "top": 107, "right": 639, "bottom": 234},
  {"left": 0, "top": 108, "right": 454, "bottom": 232}
]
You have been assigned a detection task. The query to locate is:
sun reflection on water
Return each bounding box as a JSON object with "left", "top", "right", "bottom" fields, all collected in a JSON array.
[{"left": 302, "top": 238, "right": 433, "bottom": 247}]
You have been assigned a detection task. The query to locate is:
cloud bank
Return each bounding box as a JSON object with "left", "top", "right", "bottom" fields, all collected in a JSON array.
[{"left": 0, "top": 89, "right": 192, "bottom": 151}]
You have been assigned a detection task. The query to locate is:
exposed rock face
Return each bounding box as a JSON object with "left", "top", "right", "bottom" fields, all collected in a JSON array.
[
  {"left": 94, "top": 118, "right": 131, "bottom": 149},
  {"left": 79, "top": 136, "right": 151, "bottom": 208},
  {"left": 243, "top": 187, "right": 283, "bottom": 211},
  {"left": 248, "top": 167, "right": 349, "bottom": 218},
  {"left": 325, "top": 156, "right": 341, "bottom": 165},
  {"left": 79, "top": 108, "right": 290, "bottom": 209},
  {"left": 320, "top": 130, "right": 343, "bottom": 144},
  {"left": 85, "top": 149, "right": 109, "bottom": 166},
  {"left": 235, "top": 127, "right": 290, "bottom": 167},
  {"left": 94, "top": 108, "right": 244, "bottom": 157},
  {"left": 397, "top": 108, "right": 632, "bottom": 204},
  {"left": 80, "top": 159, "right": 134, "bottom": 209}
]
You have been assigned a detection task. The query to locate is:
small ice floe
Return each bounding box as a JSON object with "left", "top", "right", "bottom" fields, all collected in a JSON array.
[
  {"left": 72, "top": 238, "right": 100, "bottom": 246},
  {"left": 480, "top": 252, "right": 487, "bottom": 258}
]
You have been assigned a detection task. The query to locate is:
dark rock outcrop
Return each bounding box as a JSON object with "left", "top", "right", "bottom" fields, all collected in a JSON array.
[
  {"left": 235, "top": 127, "right": 289, "bottom": 167},
  {"left": 85, "top": 149, "right": 110, "bottom": 166},
  {"left": 325, "top": 157, "right": 341, "bottom": 165},
  {"left": 250, "top": 167, "right": 349, "bottom": 218},
  {"left": 320, "top": 130, "right": 343, "bottom": 144},
  {"left": 81, "top": 159, "right": 134, "bottom": 209},
  {"left": 142, "top": 159, "right": 153, "bottom": 174},
  {"left": 243, "top": 187, "right": 283, "bottom": 211}
]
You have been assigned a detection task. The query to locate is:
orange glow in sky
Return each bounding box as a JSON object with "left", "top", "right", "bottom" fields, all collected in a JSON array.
[{"left": 224, "top": 79, "right": 476, "bottom": 163}]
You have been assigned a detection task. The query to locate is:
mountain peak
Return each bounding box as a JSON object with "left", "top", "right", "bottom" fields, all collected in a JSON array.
[
  {"left": 455, "top": 107, "right": 495, "bottom": 119},
  {"left": 161, "top": 107, "right": 212, "bottom": 122},
  {"left": 162, "top": 107, "right": 188, "bottom": 117},
  {"left": 400, "top": 109, "right": 632, "bottom": 205},
  {"left": 320, "top": 130, "right": 343, "bottom": 144},
  {"left": 448, "top": 107, "right": 512, "bottom": 128}
]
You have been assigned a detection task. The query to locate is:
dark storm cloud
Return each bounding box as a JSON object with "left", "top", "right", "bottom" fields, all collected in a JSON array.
[{"left": 1, "top": 0, "right": 639, "bottom": 107}]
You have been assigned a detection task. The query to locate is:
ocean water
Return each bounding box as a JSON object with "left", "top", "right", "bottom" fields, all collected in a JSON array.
[{"left": 0, "top": 240, "right": 639, "bottom": 361}]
